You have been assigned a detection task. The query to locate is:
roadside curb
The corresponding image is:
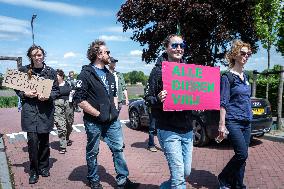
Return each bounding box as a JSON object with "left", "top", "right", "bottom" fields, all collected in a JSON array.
[
  {"left": 262, "top": 133, "right": 284, "bottom": 143},
  {"left": 0, "top": 136, "right": 13, "bottom": 189}
]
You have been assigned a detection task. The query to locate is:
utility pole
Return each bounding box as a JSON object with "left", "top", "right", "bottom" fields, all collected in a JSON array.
[{"left": 31, "top": 14, "right": 37, "bottom": 45}]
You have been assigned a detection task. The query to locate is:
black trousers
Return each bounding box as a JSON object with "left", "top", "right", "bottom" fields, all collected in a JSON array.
[{"left": 27, "top": 132, "right": 50, "bottom": 174}]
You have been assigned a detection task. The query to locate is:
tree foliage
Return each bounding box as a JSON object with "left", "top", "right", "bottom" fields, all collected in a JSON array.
[
  {"left": 123, "top": 71, "right": 148, "bottom": 85},
  {"left": 254, "top": 0, "right": 282, "bottom": 53},
  {"left": 117, "top": 0, "right": 258, "bottom": 66},
  {"left": 276, "top": 6, "right": 284, "bottom": 56},
  {"left": 255, "top": 65, "right": 283, "bottom": 116}
]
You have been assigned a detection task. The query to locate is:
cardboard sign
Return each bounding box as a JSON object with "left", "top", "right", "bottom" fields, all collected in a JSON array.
[
  {"left": 2, "top": 69, "right": 53, "bottom": 98},
  {"left": 162, "top": 61, "right": 220, "bottom": 111}
]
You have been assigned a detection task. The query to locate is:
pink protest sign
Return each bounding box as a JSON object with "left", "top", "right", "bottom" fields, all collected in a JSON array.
[{"left": 162, "top": 61, "right": 220, "bottom": 111}]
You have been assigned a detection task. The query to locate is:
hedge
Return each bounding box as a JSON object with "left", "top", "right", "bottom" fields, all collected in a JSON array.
[{"left": 0, "top": 96, "right": 18, "bottom": 108}]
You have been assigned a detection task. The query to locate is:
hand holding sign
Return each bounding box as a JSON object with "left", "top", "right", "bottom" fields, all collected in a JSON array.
[
  {"left": 162, "top": 61, "right": 220, "bottom": 111},
  {"left": 2, "top": 69, "right": 53, "bottom": 99},
  {"left": 158, "top": 90, "right": 168, "bottom": 103},
  {"left": 24, "top": 90, "right": 38, "bottom": 98}
]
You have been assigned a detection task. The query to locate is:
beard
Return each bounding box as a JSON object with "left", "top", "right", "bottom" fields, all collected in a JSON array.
[{"left": 102, "top": 57, "right": 110, "bottom": 65}]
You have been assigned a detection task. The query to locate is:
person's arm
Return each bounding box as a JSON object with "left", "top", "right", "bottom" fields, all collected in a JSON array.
[
  {"left": 218, "top": 75, "right": 230, "bottom": 137},
  {"left": 78, "top": 100, "right": 100, "bottom": 117},
  {"left": 74, "top": 70, "right": 100, "bottom": 117},
  {"left": 114, "top": 97, "right": 118, "bottom": 109},
  {"left": 123, "top": 89, "right": 129, "bottom": 106}
]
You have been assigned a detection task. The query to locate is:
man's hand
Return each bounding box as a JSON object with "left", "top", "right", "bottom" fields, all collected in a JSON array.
[{"left": 125, "top": 99, "right": 129, "bottom": 106}]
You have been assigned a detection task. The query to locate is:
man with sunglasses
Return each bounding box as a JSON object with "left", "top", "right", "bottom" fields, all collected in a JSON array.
[
  {"left": 145, "top": 34, "right": 194, "bottom": 189},
  {"left": 74, "top": 40, "right": 139, "bottom": 189}
]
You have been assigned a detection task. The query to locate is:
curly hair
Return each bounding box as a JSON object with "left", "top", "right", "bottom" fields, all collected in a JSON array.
[
  {"left": 87, "top": 40, "right": 106, "bottom": 62},
  {"left": 26, "top": 45, "right": 46, "bottom": 79},
  {"left": 163, "top": 34, "right": 184, "bottom": 48},
  {"left": 225, "top": 40, "right": 251, "bottom": 68}
]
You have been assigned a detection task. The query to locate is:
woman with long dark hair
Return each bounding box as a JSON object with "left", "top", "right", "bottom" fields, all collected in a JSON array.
[{"left": 15, "top": 45, "right": 59, "bottom": 184}]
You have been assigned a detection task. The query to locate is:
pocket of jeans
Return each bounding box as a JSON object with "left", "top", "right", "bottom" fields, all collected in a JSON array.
[{"left": 98, "top": 104, "right": 110, "bottom": 123}]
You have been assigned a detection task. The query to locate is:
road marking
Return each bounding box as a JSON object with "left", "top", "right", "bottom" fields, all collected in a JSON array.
[{"left": 4, "top": 121, "right": 129, "bottom": 143}]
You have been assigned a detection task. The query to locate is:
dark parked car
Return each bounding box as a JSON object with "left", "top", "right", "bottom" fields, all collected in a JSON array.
[{"left": 128, "top": 97, "right": 272, "bottom": 147}]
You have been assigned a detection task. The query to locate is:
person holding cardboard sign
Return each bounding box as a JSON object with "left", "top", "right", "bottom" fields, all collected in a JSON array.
[
  {"left": 15, "top": 45, "right": 59, "bottom": 184},
  {"left": 218, "top": 40, "right": 252, "bottom": 189},
  {"left": 145, "top": 34, "right": 193, "bottom": 189}
]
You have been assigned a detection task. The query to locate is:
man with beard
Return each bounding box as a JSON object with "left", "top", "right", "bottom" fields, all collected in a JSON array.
[{"left": 73, "top": 40, "right": 139, "bottom": 189}]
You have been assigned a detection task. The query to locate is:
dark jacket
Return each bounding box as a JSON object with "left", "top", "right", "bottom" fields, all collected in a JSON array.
[
  {"left": 73, "top": 64, "right": 118, "bottom": 124},
  {"left": 145, "top": 53, "right": 193, "bottom": 133},
  {"left": 57, "top": 81, "right": 72, "bottom": 101},
  {"left": 15, "top": 64, "right": 59, "bottom": 133}
]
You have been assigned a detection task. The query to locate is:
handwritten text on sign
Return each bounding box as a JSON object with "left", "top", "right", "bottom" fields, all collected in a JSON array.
[
  {"left": 2, "top": 69, "right": 53, "bottom": 98},
  {"left": 162, "top": 61, "right": 220, "bottom": 111}
]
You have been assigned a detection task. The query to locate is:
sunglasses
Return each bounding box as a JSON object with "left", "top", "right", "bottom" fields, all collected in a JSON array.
[
  {"left": 100, "top": 50, "right": 110, "bottom": 55},
  {"left": 240, "top": 51, "right": 252, "bottom": 57},
  {"left": 171, "top": 42, "right": 186, "bottom": 49}
]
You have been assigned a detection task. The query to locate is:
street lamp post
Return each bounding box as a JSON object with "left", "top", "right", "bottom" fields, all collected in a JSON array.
[{"left": 31, "top": 14, "right": 37, "bottom": 45}]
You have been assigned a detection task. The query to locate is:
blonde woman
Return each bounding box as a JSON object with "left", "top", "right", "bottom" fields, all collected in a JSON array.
[{"left": 218, "top": 40, "right": 252, "bottom": 189}]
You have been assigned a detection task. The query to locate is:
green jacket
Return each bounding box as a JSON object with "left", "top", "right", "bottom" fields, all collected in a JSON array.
[{"left": 115, "top": 71, "right": 127, "bottom": 102}]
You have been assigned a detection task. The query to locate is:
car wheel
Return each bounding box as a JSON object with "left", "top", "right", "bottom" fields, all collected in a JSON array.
[
  {"left": 192, "top": 117, "right": 209, "bottom": 147},
  {"left": 129, "top": 108, "right": 141, "bottom": 130}
]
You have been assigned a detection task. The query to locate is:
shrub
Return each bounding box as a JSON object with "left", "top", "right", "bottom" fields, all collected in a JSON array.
[{"left": 0, "top": 96, "right": 18, "bottom": 108}]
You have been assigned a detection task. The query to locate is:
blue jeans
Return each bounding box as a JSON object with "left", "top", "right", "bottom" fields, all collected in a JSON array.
[
  {"left": 148, "top": 112, "right": 156, "bottom": 147},
  {"left": 218, "top": 120, "right": 251, "bottom": 189},
  {"left": 157, "top": 129, "right": 193, "bottom": 189},
  {"left": 84, "top": 119, "right": 129, "bottom": 186}
]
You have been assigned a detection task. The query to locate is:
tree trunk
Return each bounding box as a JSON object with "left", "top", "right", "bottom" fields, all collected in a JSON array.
[
  {"left": 277, "top": 66, "right": 284, "bottom": 130},
  {"left": 266, "top": 46, "right": 271, "bottom": 99},
  {"left": 252, "top": 71, "right": 257, "bottom": 97}
]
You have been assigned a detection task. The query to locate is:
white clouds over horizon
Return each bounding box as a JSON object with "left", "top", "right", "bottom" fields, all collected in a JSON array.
[
  {"left": 0, "top": 0, "right": 112, "bottom": 17},
  {"left": 0, "top": 15, "right": 30, "bottom": 40},
  {"left": 63, "top": 52, "right": 76, "bottom": 58},
  {"left": 130, "top": 50, "right": 142, "bottom": 57},
  {"left": 99, "top": 35, "right": 130, "bottom": 42}
]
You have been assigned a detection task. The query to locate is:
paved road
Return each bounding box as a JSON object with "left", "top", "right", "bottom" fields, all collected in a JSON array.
[{"left": 1, "top": 106, "right": 284, "bottom": 189}]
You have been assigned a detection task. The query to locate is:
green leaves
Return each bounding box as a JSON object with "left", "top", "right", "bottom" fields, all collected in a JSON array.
[{"left": 117, "top": 0, "right": 258, "bottom": 66}]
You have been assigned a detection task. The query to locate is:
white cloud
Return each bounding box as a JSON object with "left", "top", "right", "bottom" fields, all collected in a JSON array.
[
  {"left": 99, "top": 35, "right": 130, "bottom": 42},
  {"left": 0, "top": 16, "right": 30, "bottom": 40},
  {"left": 0, "top": 0, "right": 111, "bottom": 16},
  {"left": 130, "top": 50, "right": 143, "bottom": 57},
  {"left": 64, "top": 52, "right": 76, "bottom": 58}
]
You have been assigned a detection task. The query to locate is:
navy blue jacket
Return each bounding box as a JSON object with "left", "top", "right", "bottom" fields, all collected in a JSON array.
[
  {"left": 145, "top": 53, "right": 193, "bottom": 133},
  {"left": 220, "top": 71, "right": 252, "bottom": 122},
  {"left": 73, "top": 64, "right": 118, "bottom": 124}
]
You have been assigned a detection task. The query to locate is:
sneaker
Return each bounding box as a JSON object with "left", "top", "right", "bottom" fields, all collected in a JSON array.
[
  {"left": 67, "top": 140, "right": 73, "bottom": 146},
  {"left": 39, "top": 169, "right": 50, "bottom": 177},
  {"left": 117, "top": 179, "right": 140, "bottom": 189},
  {"left": 29, "top": 173, "right": 39, "bottom": 184},
  {"left": 59, "top": 148, "right": 67, "bottom": 154},
  {"left": 148, "top": 146, "right": 157, "bottom": 152}
]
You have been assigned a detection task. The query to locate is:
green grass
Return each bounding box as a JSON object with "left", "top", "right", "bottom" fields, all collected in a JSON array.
[
  {"left": 0, "top": 96, "right": 18, "bottom": 108},
  {"left": 128, "top": 94, "right": 144, "bottom": 100}
]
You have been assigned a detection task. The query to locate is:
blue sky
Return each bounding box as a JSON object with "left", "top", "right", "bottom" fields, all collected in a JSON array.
[{"left": 0, "top": 0, "right": 283, "bottom": 76}]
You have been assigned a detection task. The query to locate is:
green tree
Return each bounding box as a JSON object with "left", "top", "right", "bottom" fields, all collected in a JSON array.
[
  {"left": 276, "top": 6, "right": 284, "bottom": 56},
  {"left": 254, "top": 0, "right": 282, "bottom": 99},
  {"left": 117, "top": 0, "right": 258, "bottom": 66}
]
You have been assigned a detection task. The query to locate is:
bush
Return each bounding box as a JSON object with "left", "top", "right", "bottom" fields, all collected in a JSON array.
[{"left": 0, "top": 96, "right": 18, "bottom": 108}]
